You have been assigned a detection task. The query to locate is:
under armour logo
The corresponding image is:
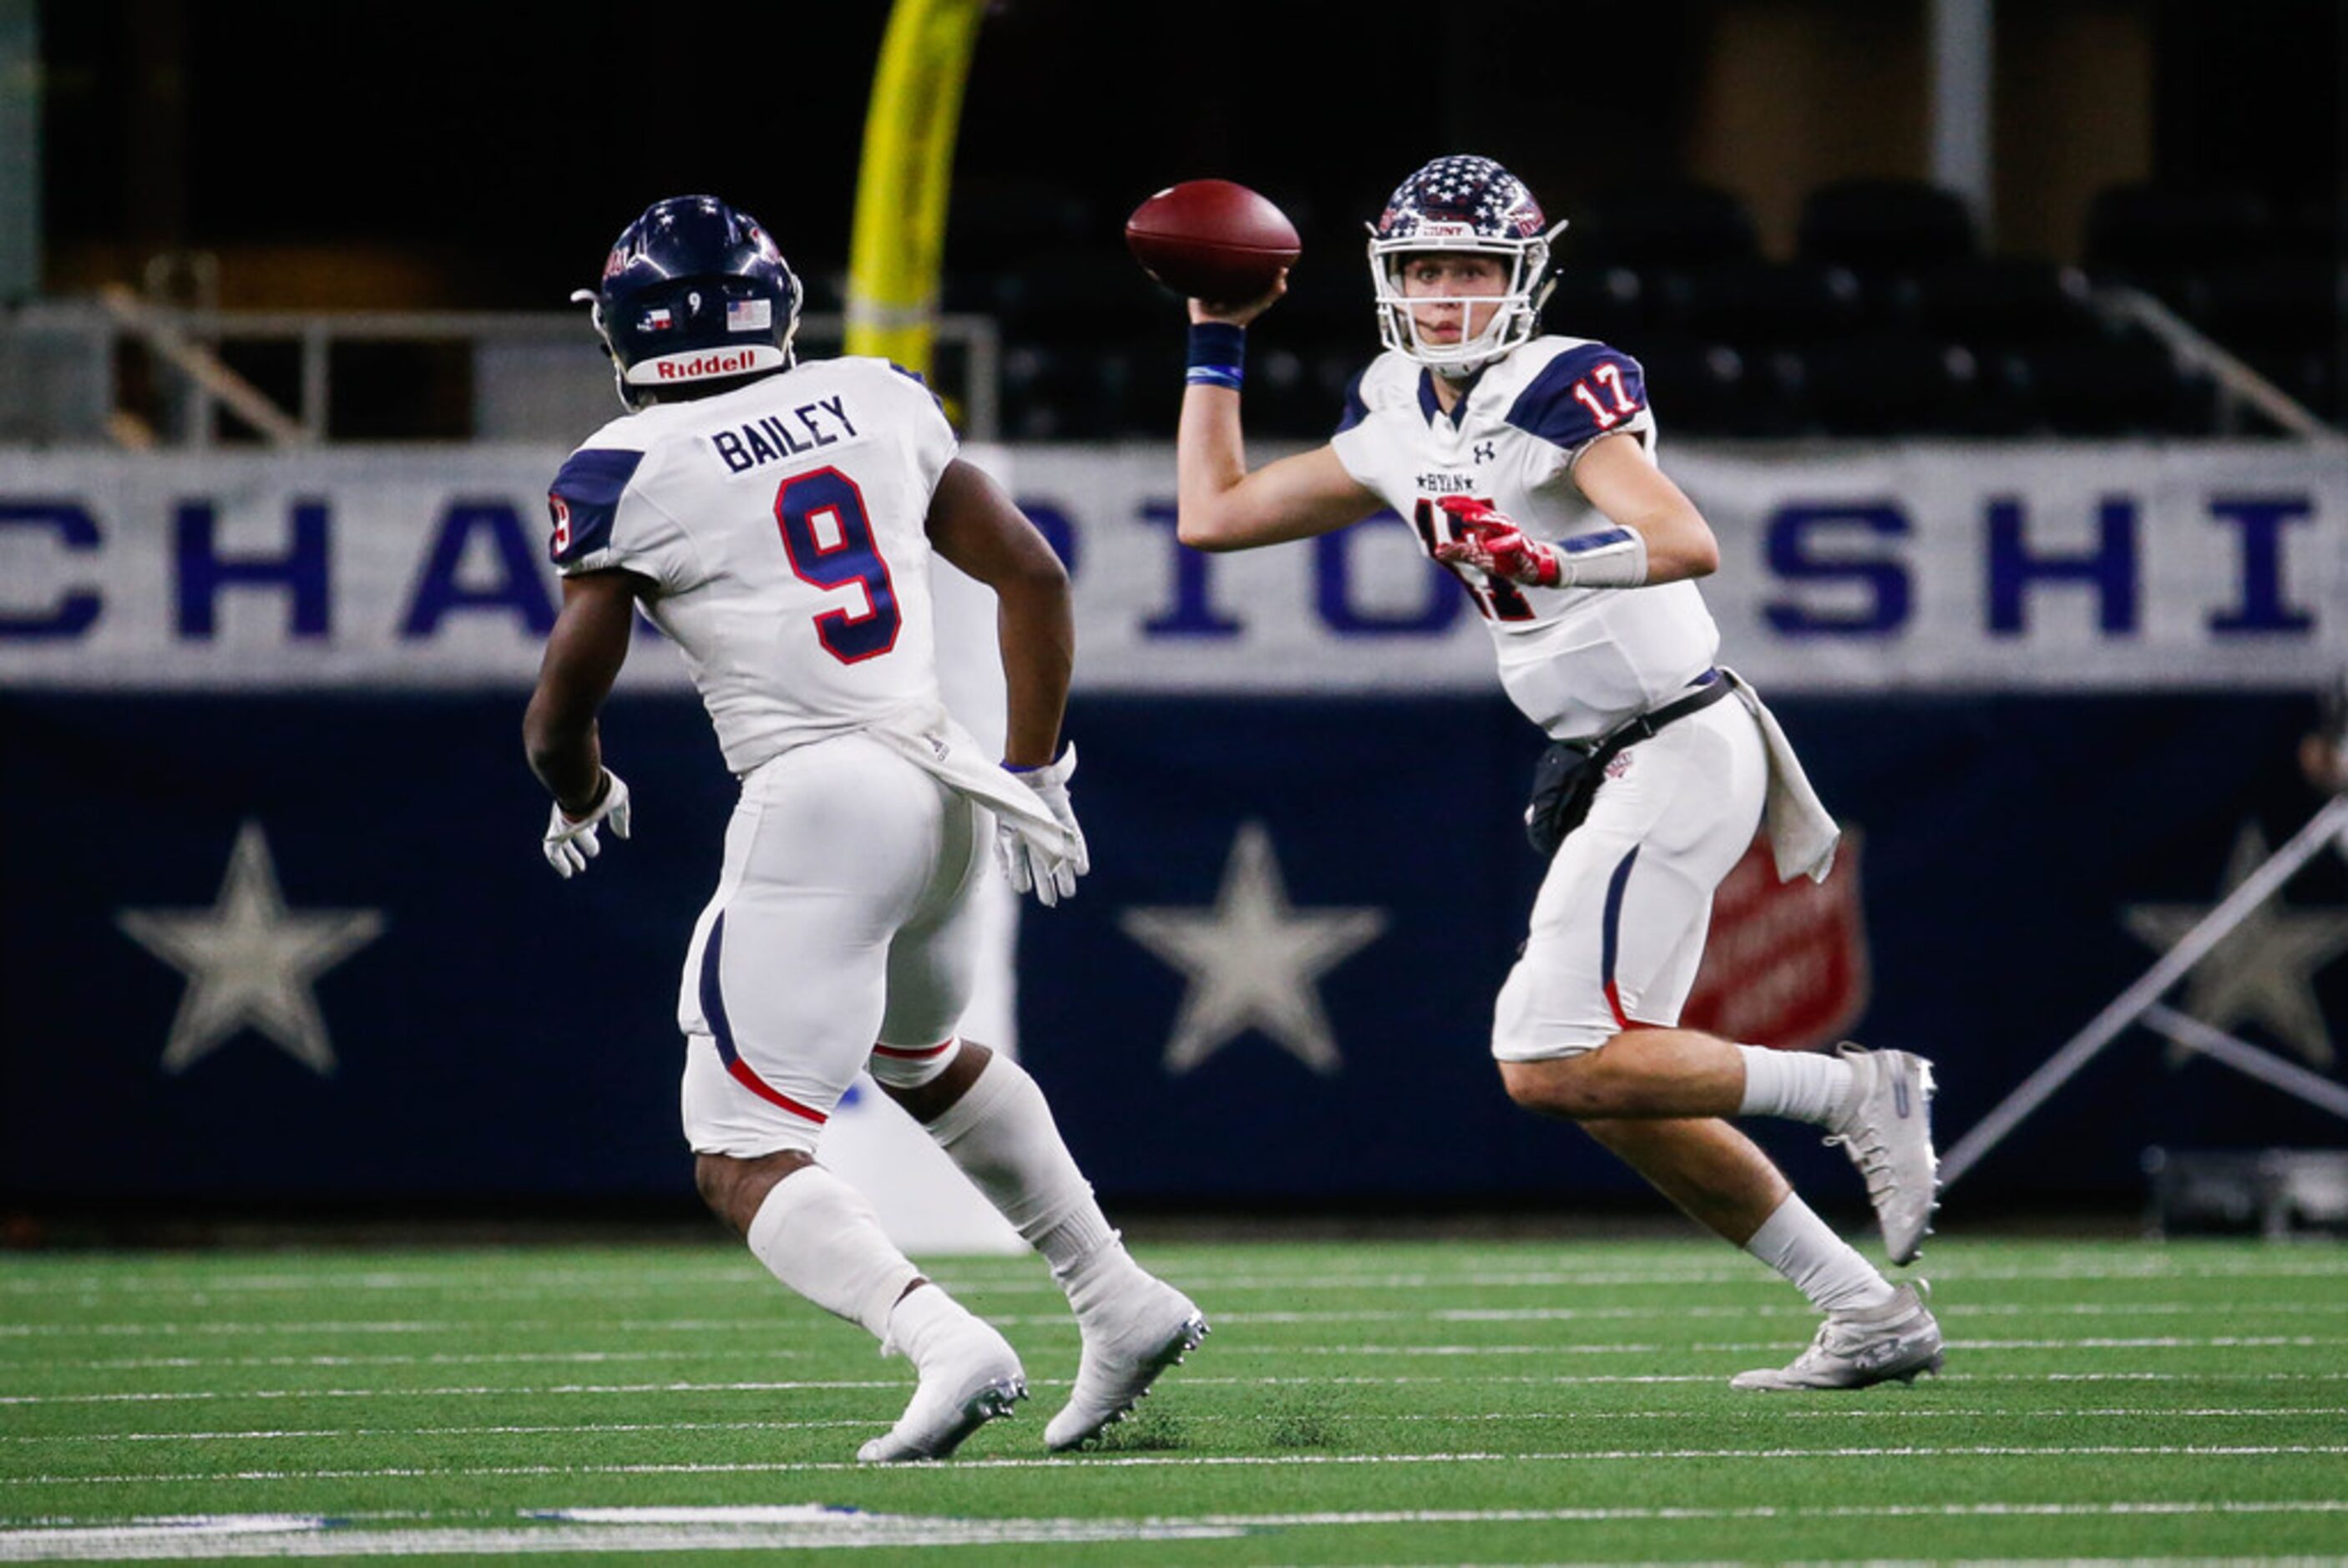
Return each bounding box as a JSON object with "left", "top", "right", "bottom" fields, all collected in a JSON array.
[{"left": 1473, "top": 441, "right": 1495, "bottom": 463}]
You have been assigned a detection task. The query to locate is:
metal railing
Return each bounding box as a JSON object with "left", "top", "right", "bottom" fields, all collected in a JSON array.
[
  {"left": 0, "top": 299, "right": 1001, "bottom": 448},
  {"left": 0, "top": 283, "right": 2333, "bottom": 450},
  {"left": 2093, "top": 284, "right": 2347, "bottom": 447}
]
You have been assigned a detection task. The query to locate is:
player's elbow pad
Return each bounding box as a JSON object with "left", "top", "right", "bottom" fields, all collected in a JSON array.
[{"left": 1556, "top": 527, "right": 1649, "bottom": 589}]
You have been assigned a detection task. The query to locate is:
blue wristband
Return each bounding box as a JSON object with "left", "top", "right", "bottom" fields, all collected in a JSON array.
[{"left": 1185, "top": 321, "right": 1246, "bottom": 389}]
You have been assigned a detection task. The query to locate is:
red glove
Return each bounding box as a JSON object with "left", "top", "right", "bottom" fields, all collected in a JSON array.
[{"left": 1434, "top": 497, "right": 1563, "bottom": 589}]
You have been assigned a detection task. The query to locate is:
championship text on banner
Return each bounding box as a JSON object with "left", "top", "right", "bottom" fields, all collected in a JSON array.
[{"left": 2, "top": 443, "right": 2338, "bottom": 691}]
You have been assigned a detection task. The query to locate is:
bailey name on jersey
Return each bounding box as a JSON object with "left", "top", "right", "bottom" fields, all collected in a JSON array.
[
  {"left": 711, "top": 396, "right": 860, "bottom": 474},
  {"left": 544, "top": 357, "right": 957, "bottom": 776}
]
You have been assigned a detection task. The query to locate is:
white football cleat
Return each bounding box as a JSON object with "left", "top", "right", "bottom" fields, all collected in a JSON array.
[
  {"left": 1730, "top": 1281, "right": 1945, "bottom": 1391},
  {"left": 1045, "top": 1277, "right": 1209, "bottom": 1452},
  {"left": 1824, "top": 1042, "right": 1939, "bottom": 1265},
  {"left": 857, "top": 1292, "right": 1026, "bottom": 1464}
]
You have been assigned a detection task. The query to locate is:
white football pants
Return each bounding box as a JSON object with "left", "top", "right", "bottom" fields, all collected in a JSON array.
[
  {"left": 678, "top": 732, "right": 985, "bottom": 1156},
  {"left": 1492, "top": 696, "right": 1768, "bottom": 1060}
]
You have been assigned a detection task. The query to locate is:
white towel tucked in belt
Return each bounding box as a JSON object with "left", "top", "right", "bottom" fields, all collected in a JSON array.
[
  {"left": 1719, "top": 668, "right": 1839, "bottom": 883},
  {"left": 860, "top": 700, "right": 1078, "bottom": 865}
]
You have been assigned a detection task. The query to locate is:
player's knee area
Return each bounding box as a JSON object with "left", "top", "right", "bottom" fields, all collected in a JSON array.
[
  {"left": 866, "top": 1035, "right": 963, "bottom": 1090},
  {"left": 1490, "top": 966, "right": 1615, "bottom": 1064},
  {"left": 1497, "top": 1042, "right": 1643, "bottom": 1120},
  {"left": 693, "top": 1146, "right": 815, "bottom": 1235}
]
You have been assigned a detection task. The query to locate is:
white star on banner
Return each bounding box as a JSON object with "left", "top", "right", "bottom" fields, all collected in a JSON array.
[
  {"left": 2123, "top": 822, "right": 2348, "bottom": 1071},
  {"left": 117, "top": 821, "right": 387, "bottom": 1076},
  {"left": 1118, "top": 821, "right": 1388, "bottom": 1076}
]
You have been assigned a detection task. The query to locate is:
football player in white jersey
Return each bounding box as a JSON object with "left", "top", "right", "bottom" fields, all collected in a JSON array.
[
  {"left": 1171, "top": 157, "right": 1943, "bottom": 1389},
  {"left": 525, "top": 196, "right": 1205, "bottom": 1459}
]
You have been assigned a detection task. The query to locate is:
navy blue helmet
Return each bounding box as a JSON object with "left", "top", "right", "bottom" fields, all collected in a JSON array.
[
  {"left": 573, "top": 195, "right": 802, "bottom": 409},
  {"left": 1367, "top": 156, "right": 1567, "bottom": 373}
]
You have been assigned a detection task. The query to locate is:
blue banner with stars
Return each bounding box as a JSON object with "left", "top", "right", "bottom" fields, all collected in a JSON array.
[{"left": 4, "top": 688, "right": 2343, "bottom": 1214}]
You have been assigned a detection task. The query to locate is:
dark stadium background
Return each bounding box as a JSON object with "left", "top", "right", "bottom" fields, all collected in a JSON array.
[{"left": 34, "top": 2, "right": 2340, "bottom": 308}]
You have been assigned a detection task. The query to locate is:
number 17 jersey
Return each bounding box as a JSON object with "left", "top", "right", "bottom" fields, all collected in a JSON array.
[
  {"left": 546, "top": 357, "right": 957, "bottom": 776},
  {"left": 1330, "top": 336, "right": 1722, "bottom": 743}
]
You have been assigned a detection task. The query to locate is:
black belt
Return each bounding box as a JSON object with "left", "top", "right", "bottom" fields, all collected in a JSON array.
[
  {"left": 1576, "top": 668, "right": 1732, "bottom": 760},
  {"left": 1526, "top": 670, "right": 1733, "bottom": 857}
]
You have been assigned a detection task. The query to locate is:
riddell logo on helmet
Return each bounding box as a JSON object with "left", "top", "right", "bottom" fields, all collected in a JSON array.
[{"left": 655, "top": 350, "right": 758, "bottom": 380}]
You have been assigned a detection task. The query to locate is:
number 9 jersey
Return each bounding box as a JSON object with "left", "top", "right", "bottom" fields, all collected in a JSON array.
[
  {"left": 1331, "top": 336, "right": 1722, "bottom": 744},
  {"left": 547, "top": 357, "right": 956, "bottom": 776}
]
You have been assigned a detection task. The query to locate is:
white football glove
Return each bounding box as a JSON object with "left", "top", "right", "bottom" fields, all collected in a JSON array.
[
  {"left": 543, "top": 768, "right": 631, "bottom": 879},
  {"left": 997, "top": 743, "right": 1091, "bottom": 907}
]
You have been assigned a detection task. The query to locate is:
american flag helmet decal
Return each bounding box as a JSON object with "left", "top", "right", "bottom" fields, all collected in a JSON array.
[
  {"left": 1366, "top": 155, "right": 1568, "bottom": 374},
  {"left": 1375, "top": 155, "right": 1548, "bottom": 242}
]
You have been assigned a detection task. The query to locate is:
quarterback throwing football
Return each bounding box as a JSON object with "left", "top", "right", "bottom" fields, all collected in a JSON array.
[
  {"left": 526, "top": 196, "right": 1204, "bottom": 1460},
  {"left": 1172, "top": 156, "right": 1943, "bottom": 1389}
]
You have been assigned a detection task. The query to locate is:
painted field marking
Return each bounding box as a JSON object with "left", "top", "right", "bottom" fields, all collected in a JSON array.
[
  {"left": 13, "top": 1252, "right": 2348, "bottom": 1302},
  {"left": 28, "top": 1302, "right": 2348, "bottom": 1367},
  {"left": 0, "top": 1506, "right": 1236, "bottom": 1560},
  {"left": 11, "top": 1405, "right": 2346, "bottom": 1449},
  {"left": 10, "top": 1440, "right": 2348, "bottom": 1489},
  {"left": 2, "top": 1495, "right": 2346, "bottom": 1562},
  {"left": 18, "top": 1314, "right": 2348, "bottom": 1361},
  {"left": 12, "top": 1362, "right": 2348, "bottom": 1409},
  {"left": 13, "top": 1310, "right": 2348, "bottom": 1352},
  {"left": 37, "top": 1349, "right": 813, "bottom": 1373}
]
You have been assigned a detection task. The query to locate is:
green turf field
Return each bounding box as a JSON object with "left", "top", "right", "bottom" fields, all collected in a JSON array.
[{"left": 3, "top": 1234, "right": 2344, "bottom": 1564}]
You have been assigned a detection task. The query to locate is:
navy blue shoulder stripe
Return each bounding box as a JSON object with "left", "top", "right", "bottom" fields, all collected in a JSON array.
[
  {"left": 1505, "top": 344, "right": 1647, "bottom": 450},
  {"left": 889, "top": 360, "right": 949, "bottom": 416},
  {"left": 547, "top": 447, "right": 645, "bottom": 566}
]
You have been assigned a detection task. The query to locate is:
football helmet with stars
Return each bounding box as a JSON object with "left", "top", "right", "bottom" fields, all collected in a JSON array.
[
  {"left": 1367, "top": 155, "right": 1568, "bottom": 376},
  {"left": 572, "top": 195, "right": 802, "bottom": 411}
]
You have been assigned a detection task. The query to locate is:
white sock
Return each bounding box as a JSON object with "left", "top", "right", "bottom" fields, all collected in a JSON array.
[
  {"left": 927, "top": 1054, "right": 1132, "bottom": 1290},
  {"left": 877, "top": 1275, "right": 980, "bottom": 1363},
  {"left": 1743, "top": 1192, "right": 1896, "bottom": 1314},
  {"left": 745, "top": 1165, "right": 922, "bottom": 1340},
  {"left": 1737, "top": 1044, "right": 1855, "bottom": 1125}
]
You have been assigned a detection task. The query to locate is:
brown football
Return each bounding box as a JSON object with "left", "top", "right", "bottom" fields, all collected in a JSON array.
[{"left": 1125, "top": 180, "right": 1301, "bottom": 302}]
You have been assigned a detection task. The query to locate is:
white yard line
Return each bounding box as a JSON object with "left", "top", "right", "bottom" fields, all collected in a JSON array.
[
  {"left": 0, "top": 1499, "right": 2340, "bottom": 1563},
  {"left": 0, "top": 1310, "right": 2211, "bottom": 1364},
  {"left": 1248, "top": 1336, "right": 2348, "bottom": 1355},
  {"left": 12, "top": 1363, "right": 2348, "bottom": 1408},
  {"left": 2, "top": 1499, "right": 2342, "bottom": 1556},
  {"left": 12, "top": 1253, "right": 2348, "bottom": 1302},
  {"left": 13, "top": 1316, "right": 2348, "bottom": 1352},
  {"left": 9, "top": 1406, "right": 2345, "bottom": 1447},
  {"left": 8, "top": 1441, "right": 2348, "bottom": 1489},
  {"left": 13, "top": 1301, "right": 2348, "bottom": 1348},
  {"left": 34, "top": 1351, "right": 808, "bottom": 1373}
]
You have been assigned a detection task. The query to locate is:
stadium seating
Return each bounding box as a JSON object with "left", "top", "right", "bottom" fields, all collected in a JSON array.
[
  {"left": 1798, "top": 179, "right": 1980, "bottom": 272},
  {"left": 1992, "top": 330, "right": 2218, "bottom": 437},
  {"left": 1571, "top": 183, "right": 1764, "bottom": 268},
  {"left": 2078, "top": 184, "right": 2345, "bottom": 423},
  {"left": 974, "top": 176, "right": 2338, "bottom": 440},
  {"left": 2086, "top": 184, "right": 2273, "bottom": 276},
  {"left": 1775, "top": 336, "right": 1985, "bottom": 438}
]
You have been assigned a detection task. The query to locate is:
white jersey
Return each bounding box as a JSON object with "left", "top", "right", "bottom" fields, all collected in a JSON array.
[
  {"left": 1330, "top": 336, "right": 1721, "bottom": 741},
  {"left": 549, "top": 357, "right": 957, "bottom": 774}
]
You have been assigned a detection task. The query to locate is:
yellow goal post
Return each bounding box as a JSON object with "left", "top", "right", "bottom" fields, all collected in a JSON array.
[{"left": 844, "top": 0, "right": 986, "bottom": 385}]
